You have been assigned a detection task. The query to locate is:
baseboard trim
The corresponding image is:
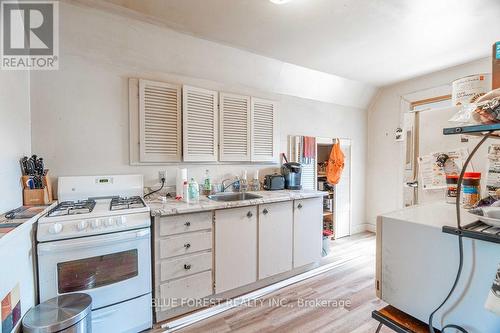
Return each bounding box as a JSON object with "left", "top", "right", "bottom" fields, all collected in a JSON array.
[
  {"left": 160, "top": 255, "right": 361, "bottom": 332},
  {"left": 351, "top": 223, "right": 376, "bottom": 234}
]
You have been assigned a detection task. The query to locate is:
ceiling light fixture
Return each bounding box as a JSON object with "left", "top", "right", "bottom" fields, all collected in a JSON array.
[{"left": 269, "top": 0, "right": 292, "bottom": 4}]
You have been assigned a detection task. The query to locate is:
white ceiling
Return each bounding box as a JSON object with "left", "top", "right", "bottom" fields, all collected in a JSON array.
[{"left": 102, "top": 0, "right": 500, "bottom": 86}]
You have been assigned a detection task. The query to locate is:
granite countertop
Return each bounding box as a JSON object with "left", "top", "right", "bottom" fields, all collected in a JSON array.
[{"left": 146, "top": 190, "right": 328, "bottom": 217}]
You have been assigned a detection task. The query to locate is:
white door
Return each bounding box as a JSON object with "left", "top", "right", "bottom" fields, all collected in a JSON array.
[
  {"left": 335, "top": 139, "right": 352, "bottom": 238},
  {"left": 293, "top": 198, "right": 322, "bottom": 268},
  {"left": 413, "top": 106, "right": 484, "bottom": 204},
  {"left": 258, "top": 201, "right": 293, "bottom": 279},
  {"left": 215, "top": 206, "right": 257, "bottom": 293}
]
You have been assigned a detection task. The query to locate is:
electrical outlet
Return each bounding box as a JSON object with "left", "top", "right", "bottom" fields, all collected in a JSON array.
[{"left": 158, "top": 170, "right": 167, "bottom": 183}]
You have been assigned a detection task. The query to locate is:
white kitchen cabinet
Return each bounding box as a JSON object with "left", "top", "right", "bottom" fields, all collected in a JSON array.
[
  {"left": 293, "top": 197, "right": 323, "bottom": 268},
  {"left": 138, "top": 79, "right": 182, "bottom": 162},
  {"left": 251, "top": 97, "right": 278, "bottom": 162},
  {"left": 258, "top": 201, "right": 293, "bottom": 279},
  {"left": 219, "top": 92, "right": 251, "bottom": 161},
  {"left": 215, "top": 206, "right": 257, "bottom": 293},
  {"left": 182, "top": 85, "right": 218, "bottom": 162}
]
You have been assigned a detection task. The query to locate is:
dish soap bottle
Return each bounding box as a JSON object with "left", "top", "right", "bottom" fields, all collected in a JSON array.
[
  {"left": 240, "top": 170, "right": 248, "bottom": 192},
  {"left": 203, "top": 169, "right": 211, "bottom": 196},
  {"left": 188, "top": 177, "right": 200, "bottom": 203}
]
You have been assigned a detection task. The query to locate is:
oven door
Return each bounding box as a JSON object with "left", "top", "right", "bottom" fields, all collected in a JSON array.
[{"left": 37, "top": 228, "right": 151, "bottom": 309}]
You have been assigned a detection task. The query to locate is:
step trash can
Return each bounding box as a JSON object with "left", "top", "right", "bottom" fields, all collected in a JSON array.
[{"left": 22, "top": 293, "right": 92, "bottom": 333}]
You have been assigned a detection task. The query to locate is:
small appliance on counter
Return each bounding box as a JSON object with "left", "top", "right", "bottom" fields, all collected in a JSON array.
[
  {"left": 263, "top": 174, "right": 285, "bottom": 190},
  {"left": 281, "top": 162, "right": 302, "bottom": 190}
]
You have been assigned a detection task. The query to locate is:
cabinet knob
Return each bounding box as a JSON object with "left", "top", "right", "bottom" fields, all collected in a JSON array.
[
  {"left": 247, "top": 211, "right": 253, "bottom": 218},
  {"left": 297, "top": 203, "right": 303, "bottom": 209},
  {"left": 262, "top": 208, "right": 269, "bottom": 215},
  {"left": 184, "top": 243, "right": 191, "bottom": 249},
  {"left": 184, "top": 264, "right": 191, "bottom": 270},
  {"left": 184, "top": 221, "right": 191, "bottom": 227}
]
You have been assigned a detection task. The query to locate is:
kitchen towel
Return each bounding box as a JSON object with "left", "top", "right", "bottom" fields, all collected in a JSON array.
[{"left": 302, "top": 136, "right": 316, "bottom": 164}]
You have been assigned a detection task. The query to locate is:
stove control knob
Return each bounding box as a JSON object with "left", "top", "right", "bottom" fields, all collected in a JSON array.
[
  {"left": 105, "top": 219, "right": 114, "bottom": 227},
  {"left": 91, "top": 220, "right": 101, "bottom": 229},
  {"left": 77, "top": 220, "right": 88, "bottom": 231},
  {"left": 49, "top": 223, "right": 63, "bottom": 234}
]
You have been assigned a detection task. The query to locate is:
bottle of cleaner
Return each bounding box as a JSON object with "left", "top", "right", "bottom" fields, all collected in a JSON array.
[
  {"left": 203, "top": 169, "right": 211, "bottom": 196},
  {"left": 182, "top": 180, "right": 189, "bottom": 203},
  {"left": 188, "top": 177, "right": 200, "bottom": 202}
]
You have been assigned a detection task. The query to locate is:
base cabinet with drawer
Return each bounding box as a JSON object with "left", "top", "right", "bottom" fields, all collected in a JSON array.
[
  {"left": 154, "top": 211, "right": 214, "bottom": 319},
  {"left": 153, "top": 195, "right": 324, "bottom": 321}
]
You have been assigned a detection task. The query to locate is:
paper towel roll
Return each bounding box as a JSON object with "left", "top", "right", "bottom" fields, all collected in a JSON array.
[{"left": 176, "top": 168, "right": 187, "bottom": 198}]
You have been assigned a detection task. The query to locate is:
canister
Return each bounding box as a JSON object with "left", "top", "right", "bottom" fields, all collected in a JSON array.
[
  {"left": 462, "top": 172, "right": 481, "bottom": 208},
  {"left": 22, "top": 293, "right": 92, "bottom": 333}
]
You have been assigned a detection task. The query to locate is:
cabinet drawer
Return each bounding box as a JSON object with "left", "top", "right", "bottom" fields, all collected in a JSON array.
[
  {"left": 159, "top": 271, "right": 213, "bottom": 310},
  {"left": 160, "top": 231, "right": 212, "bottom": 259},
  {"left": 160, "top": 251, "right": 212, "bottom": 281},
  {"left": 159, "top": 212, "right": 212, "bottom": 236}
]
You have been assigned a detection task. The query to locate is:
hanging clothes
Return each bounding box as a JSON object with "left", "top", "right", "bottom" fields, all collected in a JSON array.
[{"left": 326, "top": 139, "right": 344, "bottom": 184}]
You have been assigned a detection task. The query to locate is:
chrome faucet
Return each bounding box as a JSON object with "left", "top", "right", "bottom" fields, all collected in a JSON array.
[{"left": 221, "top": 177, "right": 240, "bottom": 192}]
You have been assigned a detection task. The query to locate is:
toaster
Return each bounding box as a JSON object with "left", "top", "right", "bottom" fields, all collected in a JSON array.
[{"left": 263, "top": 174, "right": 285, "bottom": 190}]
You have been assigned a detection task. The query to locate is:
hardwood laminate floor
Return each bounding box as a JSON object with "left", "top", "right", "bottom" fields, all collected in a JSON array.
[{"left": 152, "top": 232, "right": 391, "bottom": 333}]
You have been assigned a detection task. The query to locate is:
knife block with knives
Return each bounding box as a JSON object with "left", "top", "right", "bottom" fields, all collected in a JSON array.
[{"left": 20, "top": 155, "right": 53, "bottom": 205}]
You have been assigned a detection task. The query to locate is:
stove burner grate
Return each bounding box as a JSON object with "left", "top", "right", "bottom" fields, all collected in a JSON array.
[{"left": 47, "top": 199, "right": 96, "bottom": 217}]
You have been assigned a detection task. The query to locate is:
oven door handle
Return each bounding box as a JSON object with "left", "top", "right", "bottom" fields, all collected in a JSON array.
[{"left": 38, "top": 229, "right": 150, "bottom": 254}]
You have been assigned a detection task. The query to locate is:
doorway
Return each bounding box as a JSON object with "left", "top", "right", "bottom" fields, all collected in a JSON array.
[{"left": 316, "top": 138, "right": 352, "bottom": 261}]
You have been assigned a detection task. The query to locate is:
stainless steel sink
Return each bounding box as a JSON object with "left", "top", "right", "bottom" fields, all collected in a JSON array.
[{"left": 207, "top": 192, "right": 262, "bottom": 202}]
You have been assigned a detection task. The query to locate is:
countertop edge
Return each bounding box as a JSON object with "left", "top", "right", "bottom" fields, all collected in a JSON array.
[
  {"left": 148, "top": 191, "right": 328, "bottom": 217},
  {"left": 0, "top": 203, "right": 56, "bottom": 246}
]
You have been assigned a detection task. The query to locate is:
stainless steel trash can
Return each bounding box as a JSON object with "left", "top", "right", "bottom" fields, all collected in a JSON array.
[{"left": 23, "top": 293, "right": 92, "bottom": 333}]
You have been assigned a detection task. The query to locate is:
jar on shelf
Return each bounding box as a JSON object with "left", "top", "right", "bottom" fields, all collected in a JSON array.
[
  {"left": 446, "top": 175, "right": 459, "bottom": 204},
  {"left": 462, "top": 172, "right": 481, "bottom": 208}
]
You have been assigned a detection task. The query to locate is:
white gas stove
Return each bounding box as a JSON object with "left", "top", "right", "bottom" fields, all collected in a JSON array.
[
  {"left": 37, "top": 174, "right": 150, "bottom": 242},
  {"left": 36, "top": 175, "right": 152, "bottom": 333}
]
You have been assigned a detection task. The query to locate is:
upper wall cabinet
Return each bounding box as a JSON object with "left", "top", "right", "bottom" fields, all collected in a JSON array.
[
  {"left": 182, "top": 85, "right": 218, "bottom": 162},
  {"left": 219, "top": 93, "right": 251, "bottom": 162},
  {"left": 251, "top": 97, "right": 278, "bottom": 162},
  {"left": 139, "top": 79, "right": 182, "bottom": 162}
]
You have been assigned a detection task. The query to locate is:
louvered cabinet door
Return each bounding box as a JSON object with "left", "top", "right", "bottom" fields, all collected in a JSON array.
[
  {"left": 139, "top": 79, "right": 181, "bottom": 162},
  {"left": 182, "top": 86, "right": 218, "bottom": 162},
  {"left": 251, "top": 98, "right": 278, "bottom": 162},
  {"left": 219, "top": 93, "right": 251, "bottom": 161}
]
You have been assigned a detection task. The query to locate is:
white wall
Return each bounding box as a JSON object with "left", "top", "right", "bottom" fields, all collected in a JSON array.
[
  {"left": 0, "top": 71, "right": 31, "bottom": 214},
  {"left": 366, "top": 57, "right": 491, "bottom": 226},
  {"left": 30, "top": 2, "right": 369, "bottom": 231}
]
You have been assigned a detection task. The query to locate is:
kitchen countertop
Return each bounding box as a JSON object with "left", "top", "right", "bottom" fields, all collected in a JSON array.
[
  {"left": 0, "top": 203, "right": 55, "bottom": 246},
  {"left": 146, "top": 190, "right": 328, "bottom": 217},
  {"left": 379, "top": 201, "right": 477, "bottom": 229}
]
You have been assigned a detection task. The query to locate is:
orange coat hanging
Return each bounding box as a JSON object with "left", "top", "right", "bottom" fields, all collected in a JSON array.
[{"left": 326, "top": 139, "right": 344, "bottom": 185}]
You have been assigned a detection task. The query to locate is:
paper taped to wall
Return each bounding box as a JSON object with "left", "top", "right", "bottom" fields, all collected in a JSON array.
[{"left": 418, "top": 149, "right": 468, "bottom": 190}]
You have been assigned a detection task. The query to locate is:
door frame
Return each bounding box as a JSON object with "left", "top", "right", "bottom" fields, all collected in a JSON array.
[{"left": 399, "top": 84, "right": 452, "bottom": 207}]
